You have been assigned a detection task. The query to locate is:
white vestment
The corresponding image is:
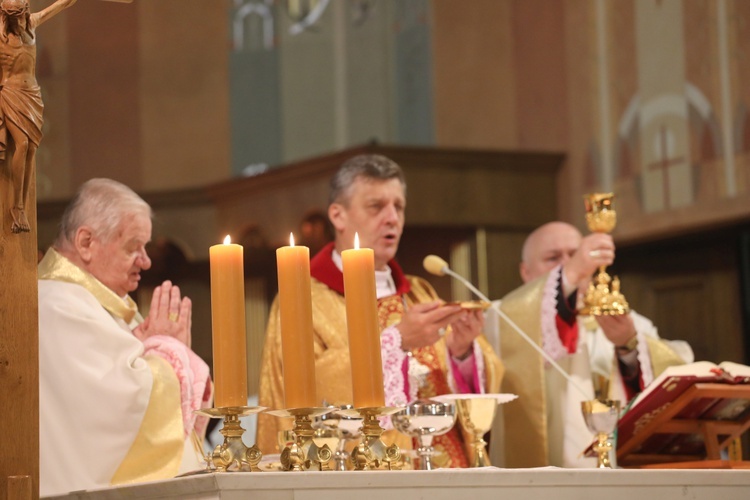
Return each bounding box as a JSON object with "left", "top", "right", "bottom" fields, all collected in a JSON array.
[
  {"left": 543, "top": 280, "right": 694, "bottom": 467},
  {"left": 497, "top": 265, "right": 691, "bottom": 468},
  {"left": 39, "top": 249, "right": 212, "bottom": 497}
]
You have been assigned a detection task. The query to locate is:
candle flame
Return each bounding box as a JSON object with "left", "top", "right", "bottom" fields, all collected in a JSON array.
[
  {"left": 223, "top": 235, "right": 231, "bottom": 245},
  {"left": 290, "top": 232, "right": 295, "bottom": 247},
  {"left": 354, "top": 232, "right": 360, "bottom": 250}
]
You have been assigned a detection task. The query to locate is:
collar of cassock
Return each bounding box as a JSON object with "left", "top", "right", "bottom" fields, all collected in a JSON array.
[
  {"left": 310, "top": 241, "right": 411, "bottom": 296},
  {"left": 38, "top": 248, "right": 139, "bottom": 324}
]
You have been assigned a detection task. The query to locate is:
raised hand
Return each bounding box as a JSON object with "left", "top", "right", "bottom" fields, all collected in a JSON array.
[{"left": 563, "top": 233, "right": 615, "bottom": 290}]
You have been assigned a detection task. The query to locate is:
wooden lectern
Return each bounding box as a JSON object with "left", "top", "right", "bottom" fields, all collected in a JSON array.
[{"left": 617, "top": 383, "right": 750, "bottom": 469}]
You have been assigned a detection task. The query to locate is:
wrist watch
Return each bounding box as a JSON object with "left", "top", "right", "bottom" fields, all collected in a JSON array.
[{"left": 616, "top": 335, "right": 638, "bottom": 353}]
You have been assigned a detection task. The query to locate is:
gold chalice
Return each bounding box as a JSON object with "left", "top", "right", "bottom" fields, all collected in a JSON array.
[
  {"left": 581, "top": 399, "right": 620, "bottom": 468},
  {"left": 580, "top": 193, "right": 630, "bottom": 316},
  {"left": 433, "top": 394, "right": 517, "bottom": 467}
]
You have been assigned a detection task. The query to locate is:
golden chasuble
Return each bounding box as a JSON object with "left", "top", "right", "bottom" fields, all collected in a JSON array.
[{"left": 257, "top": 273, "right": 502, "bottom": 467}]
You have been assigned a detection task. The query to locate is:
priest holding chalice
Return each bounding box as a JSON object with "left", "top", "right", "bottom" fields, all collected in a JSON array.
[{"left": 496, "top": 201, "right": 693, "bottom": 468}]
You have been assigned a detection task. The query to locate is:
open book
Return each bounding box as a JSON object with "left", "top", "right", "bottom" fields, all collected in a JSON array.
[{"left": 615, "top": 361, "right": 750, "bottom": 464}]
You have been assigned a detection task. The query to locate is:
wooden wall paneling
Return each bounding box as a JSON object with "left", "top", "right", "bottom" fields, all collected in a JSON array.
[{"left": 617, "top": 226, "right": 746, "bottom": 365}]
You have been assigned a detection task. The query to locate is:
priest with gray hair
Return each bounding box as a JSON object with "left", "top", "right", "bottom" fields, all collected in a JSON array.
[{"left": 38, "top": 178, "right": 212, "bottom": 496}]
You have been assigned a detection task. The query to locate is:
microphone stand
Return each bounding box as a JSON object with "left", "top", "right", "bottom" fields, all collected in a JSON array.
[{"left": 439, "top": 266, "right": 591, "bottom": 400}]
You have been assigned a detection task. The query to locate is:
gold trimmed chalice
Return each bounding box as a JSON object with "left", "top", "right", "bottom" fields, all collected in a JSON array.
[
  {"left": 581, "top": 399, "right": 621, "bottom": 468},
  {"left": 432, "top": 394, "right": 517, "bottom": 467}
]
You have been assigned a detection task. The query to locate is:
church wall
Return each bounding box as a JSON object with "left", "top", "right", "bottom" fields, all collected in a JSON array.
[
  {"left": 67, "top": 2, "right": 142, "bottom": 192},
  {"left": 431, "top": 0, "right": 518, "bottom": 150},
  {"left": 138, "top": 1, "right": 232, "bottom": 191},
  {"left": 37, "top": 0, "right": 233, "bottom": 200},
  {"left": 31, "top": 1, "right": 750, "bottom": 239}
]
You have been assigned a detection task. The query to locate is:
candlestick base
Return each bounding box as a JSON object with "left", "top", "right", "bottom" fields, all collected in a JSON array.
[
  {"left": 194, "top": 406, "right": 266, "bottom": 472},
  {"left": 266, "top": 407, "right": 336, "bottom": 471},
  {"left": 337, "top": 406, "right": 403, "bottom": 470}
]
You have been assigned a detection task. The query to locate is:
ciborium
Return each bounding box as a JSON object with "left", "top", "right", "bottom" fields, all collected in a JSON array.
[
  {"left": 581, "top": 399, "right": 620, "bottom": 468},
  {"left": 580, "top": 193, "right": 630, "bottom": 316},
  {"left": 193, "top": 406, "right": 266, "bottom": 472},
  {"left": 433, "top": 394, "right": 517, "bottom": 467},
  {"left": 391, "top": 399, "right": 456, "bottom": 470}
]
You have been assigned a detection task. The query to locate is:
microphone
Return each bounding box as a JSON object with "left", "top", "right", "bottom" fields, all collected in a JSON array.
[
  {"left": 423, "top": 255, "right": 449, "bottom": 276},
  {"left": 423, "top": 254, "right": 590, "bottom": 399},
  {"left": 423, "top": 255, "right": 492, "bottom": 307}
]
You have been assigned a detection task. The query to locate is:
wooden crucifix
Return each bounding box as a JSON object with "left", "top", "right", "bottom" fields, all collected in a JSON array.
[{"left": 0, "top": 2, "right": 131, "bottom": 499}]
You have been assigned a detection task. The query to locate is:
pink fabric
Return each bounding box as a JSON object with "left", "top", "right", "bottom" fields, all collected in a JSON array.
[
  {"left": 449, "top": 354, "right": 475, "bottom": 393},
  {"left": 446, "top": 337, "right": 486, "bottom": 395},
  {"left": 142, "top": 335, "right": 213, "bottom": 438},
  {"left": 541, "top": 265, "right": 569, "bottom": 362},
  {"left": 380, "top": 326, "right": 409, "bottom": 407}
]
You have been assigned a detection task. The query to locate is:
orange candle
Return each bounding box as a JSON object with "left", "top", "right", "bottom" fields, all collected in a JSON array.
[
  {"left": 276, "top": 234, "right": 317, "bottom": 409},
  {"left": 209, "top": 235, "right": 248, "bottom": 408},
  {"left": 342, "top": 233, "right": 385, "bottom": 408}
]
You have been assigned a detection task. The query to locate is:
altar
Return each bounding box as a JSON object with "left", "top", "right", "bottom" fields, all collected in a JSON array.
[{"left": 46, "top": 468, "right": 750, "bottom": 500}]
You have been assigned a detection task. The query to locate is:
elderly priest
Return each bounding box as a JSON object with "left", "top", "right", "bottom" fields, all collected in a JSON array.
[
  {"left": 257, "top": 154, "right": 503, "bottom": 467},
  {"left": 38, "top": 179, "right": 212, "bottom": 496},
  {"left": 498, "top": 221, "right": 692, "bottom": 468}
]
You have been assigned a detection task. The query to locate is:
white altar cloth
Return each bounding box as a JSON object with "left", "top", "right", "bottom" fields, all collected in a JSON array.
[{"left": 45, "top": 467, "right": 750, "bottom": 500}]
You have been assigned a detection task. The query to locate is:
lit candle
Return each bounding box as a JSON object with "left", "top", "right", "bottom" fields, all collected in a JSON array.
[
  {"left": 342, "top": 233, "right": 385, "bottom": 408},
  {"left": 276, "top": 233, "right": 317, "bottom": 409},
  {"left": 209, "top": 235, "right": 248, "bottom": 408}
]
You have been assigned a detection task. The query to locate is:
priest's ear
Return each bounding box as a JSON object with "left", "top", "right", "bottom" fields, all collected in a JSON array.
[
  {"left": 73, "top": 226, "right": 96, "bottom": 263},
  {"left": 328, "top": 202, "right": 347, "bottom": 232}
]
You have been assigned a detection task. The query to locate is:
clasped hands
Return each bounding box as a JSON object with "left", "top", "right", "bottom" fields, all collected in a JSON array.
[
  {"left": 397, "top": 301, "right": 483, "bottom": 359},
  {"left": 133, "top": 280, "right": 192, "bottom": 347}
]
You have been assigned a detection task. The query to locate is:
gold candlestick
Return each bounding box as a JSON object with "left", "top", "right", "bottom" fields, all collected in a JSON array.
[
  {"left": 194, "top": 406, "right": 265, "bottom": 472},
  {"left": 580, "top": 193, "right": 630, "bottom": 316},
  {"left": 338, "top": 406, "right": 402, "bottom": 470},
  {"left": 266, "top": 407, "right": 336, "bottom": 471}
]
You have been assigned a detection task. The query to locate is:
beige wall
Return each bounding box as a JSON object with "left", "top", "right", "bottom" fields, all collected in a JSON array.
[
  {"left": 431, "top": 0, "right": 750, "bottom": 240},
  {"left": 32, "top": 0, "right": 750, "bottom": 245},
  {"left": 37, "top": 0, "right": 231, "bottom": 200}
]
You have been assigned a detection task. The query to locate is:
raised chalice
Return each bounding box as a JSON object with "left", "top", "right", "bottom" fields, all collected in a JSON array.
[
  {"left": 580, "top": 192, "right": 630, "bottom": 316},
  {"left": 391, "top": 399, "right": 457, "bottom": 470},
  {"left": 581, "top": 399, "right": 621, "bottom": 468}
]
